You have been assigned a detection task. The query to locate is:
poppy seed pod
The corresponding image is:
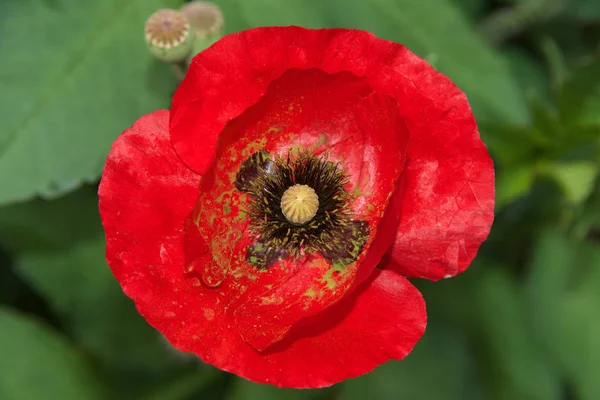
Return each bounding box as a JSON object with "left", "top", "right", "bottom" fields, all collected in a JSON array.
[{"left": 145, "top": 9, "right": 194, "bottom": 63}]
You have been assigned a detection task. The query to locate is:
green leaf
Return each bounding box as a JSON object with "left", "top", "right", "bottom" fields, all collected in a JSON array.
[
  {"left": 558, "top": 57, "right": 600, "bottom": 128},
  {"left": 527, "top": 230, "right": 600, "bottom": 400},
  {"left": 502, "top": 47, "right": 550, "bottom": 100},
  {"left": 338, "top": 328, "right": 486, "bottom": 400},
  {"left": 0, "top": 251, "right": 20, "bottom": 305},
  {"left": 473, "top": 265, "right": 561, "bottom": 400},
  {"left": 449, "top": 0, "right": 487, "bottom": 20},
  {"left": 480, "top": 123, "right": 539, "bottom": 167},
  {"left": 0, "top": 308, "right": 103, "bottom": 400},
  {"left": 418, "top": 262, "right": 561, "bottom": 400},
  {"left": 566, "top": 0, "right": 600, "bottom": 21},
  {"left": 541, "top": 161, "right": 598, "bottom": 205},
  {"left": 0, "top": 188, "right": 188, "bottom": 376},
  {"left": 571, "top": 183, "right": 600, "bottom": 239},
  {"left": 496, "top": 164, "right": 536, "bottom": 209},
  {"left": 217, "top": 0, "right": 528, "bottom": 125},
  {"left": 0, "top": 186, "right": 101, "bottom": 252},
  {"left": 416, "top": 269, "right": 481, "bottom": 336},
  {"left": 16, "top": 236, "right": 187, "bottom": 374},
  {"left": 537, "top": 36, "right": 567, "bottom": 95},
  {"left": 227, "top": 378, "right": 330, "bottom": 400},
  {"left": 142, "top": 368, "right": 224, "bottom": 400},
  {"left": 217, "top": 0, "right": 330, "bottom": 29},
  {"left": 0, "top": 0, "right": 182, "bottom": 206}
]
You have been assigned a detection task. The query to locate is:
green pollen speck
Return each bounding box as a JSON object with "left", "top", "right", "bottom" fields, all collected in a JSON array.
[
  {"left": 233, "top": 209, "right": 247, "bottom": 223},
  {"left": 321, "top": 266, "right": 345, "bottom": 290}
]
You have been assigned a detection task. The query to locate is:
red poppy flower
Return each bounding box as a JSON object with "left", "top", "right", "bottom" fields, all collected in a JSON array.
[{"left": 99, "top": 26, "right": 494, "bottom": 388}]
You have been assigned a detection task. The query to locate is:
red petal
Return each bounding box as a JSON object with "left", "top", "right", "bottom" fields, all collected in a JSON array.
[
  {"left": 171, "top": 27, "right": 494, "bottom": 280},
  {"left": 170, "top": 27, "right": 409, "bottom": 175},
  {"left": 185, "top": 68, "right": 408, "bottom": 351},
  {"left": 98, "top": 109, "right": 201, "bottom": 293},
  {"left": 99, "top": 110, "right": 425, "bottom": 388},
  {"left": 383, "top": 145, "right": 495, "bottom": 281},
  {"left": 231, "top": 268, "right": 426, "bottom": 388},
  {"left": 135, "top": 263, "right": 425, "bottom": 388}
]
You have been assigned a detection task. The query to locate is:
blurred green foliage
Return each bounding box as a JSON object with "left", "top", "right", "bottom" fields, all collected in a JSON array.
[{"left": 1, "top": 0, "right": 599, "bottom": 399}]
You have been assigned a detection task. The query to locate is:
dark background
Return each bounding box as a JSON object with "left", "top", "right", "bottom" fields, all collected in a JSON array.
[{"left": 1, "top": 0, "right": 599, "bottom": 399}]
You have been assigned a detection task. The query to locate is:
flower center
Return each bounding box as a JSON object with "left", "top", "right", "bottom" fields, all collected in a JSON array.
[
  {"left": 280, "top": 184, "right": 319, "bottom": 225},
  {"left": 234, "top": 150, "right": 369, "bottom": 269}
]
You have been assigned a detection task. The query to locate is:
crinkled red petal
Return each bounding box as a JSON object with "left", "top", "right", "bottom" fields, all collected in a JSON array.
[
  {"left": 170, "top": 27, "right": 412, "bottom": 175},
  {"left": 98, "top": 109, "right": 201, "bottom": 313},
  {"left": 171, "top": 26, "right": 494, "bottom": 281},
  {"left": 99, "top": 110, "right": 425, "bottom": 388},
  {"left": 185, "top": 68, "right": 408, "bottom": 351},
  {"left": 190, "top": 268, "right": 426, "bottom": 388},
  {"left": 383, "top": 146, "right": 495, "bottom": 280}
]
